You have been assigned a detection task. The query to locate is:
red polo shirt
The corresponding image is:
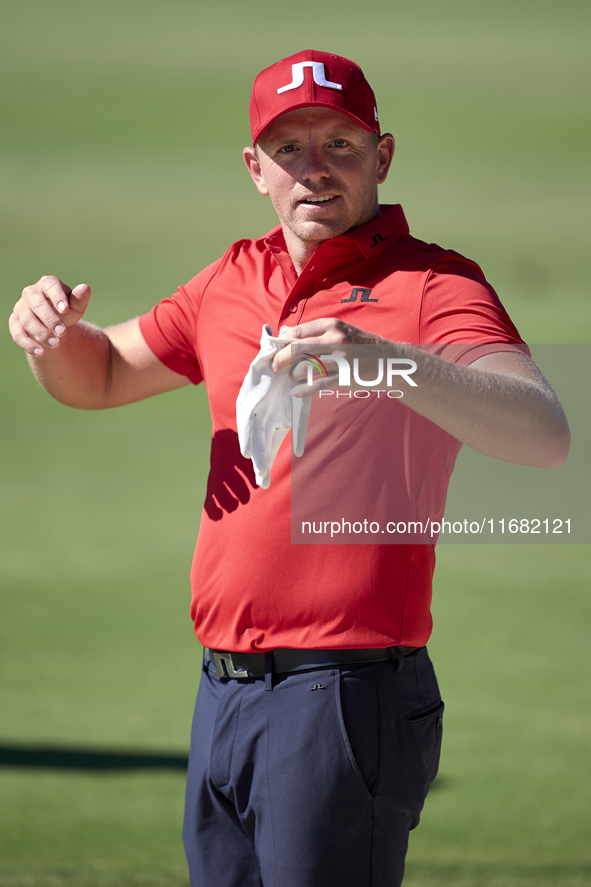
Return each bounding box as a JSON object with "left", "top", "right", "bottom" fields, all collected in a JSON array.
[{"left": 139, "top": 205, "right": 527, "bottom": 651}]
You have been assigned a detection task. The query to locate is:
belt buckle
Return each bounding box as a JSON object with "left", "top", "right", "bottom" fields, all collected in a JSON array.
[{"left": 210, "top": 651, "right": 252, "bottom": 679}]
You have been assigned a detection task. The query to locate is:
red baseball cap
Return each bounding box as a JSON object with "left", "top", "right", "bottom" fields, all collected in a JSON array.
[{"left": 250, "top": 49, "right": 381, "bottom": 145}]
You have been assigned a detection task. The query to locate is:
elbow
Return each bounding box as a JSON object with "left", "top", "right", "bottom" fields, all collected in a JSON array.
[
  {"left": 534, "top": 415, "right": 571, "bottom": 469},
  {"left": 527, "top": 391, "right": 571, "bottom": 468},
  {"left": 544, "top": 424, "right": 571, "bottom": 468}
]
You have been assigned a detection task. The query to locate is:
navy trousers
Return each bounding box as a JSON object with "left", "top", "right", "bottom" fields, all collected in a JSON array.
[{"left": 183, "top": 648, "right": 444, "bottom": 887}]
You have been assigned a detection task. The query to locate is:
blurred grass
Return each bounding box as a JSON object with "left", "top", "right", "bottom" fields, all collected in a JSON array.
[{"left": 1, "top": 0, "right": 590, "bottom": 884}]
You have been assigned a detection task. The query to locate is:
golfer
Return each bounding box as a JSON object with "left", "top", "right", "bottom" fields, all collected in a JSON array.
[{"left": 9, "top": 50, "right": 569, "bottom": 887}]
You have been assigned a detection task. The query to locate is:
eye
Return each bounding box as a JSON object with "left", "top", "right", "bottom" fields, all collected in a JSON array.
[
  {"left": 278, "top": 144, "right": 297, "bottom": 154},
  {"left": 331, "top": 139, "right": 348, "bottom": 148}
]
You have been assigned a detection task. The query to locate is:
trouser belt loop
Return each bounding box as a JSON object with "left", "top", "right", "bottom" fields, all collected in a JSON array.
[
  {"left": 264, "top": 651, "right": 274, "bottom": 691},
  {"left": 394, "top": 645, "right": 405, "bottom": 674}
]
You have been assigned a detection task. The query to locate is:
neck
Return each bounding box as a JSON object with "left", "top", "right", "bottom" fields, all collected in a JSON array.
[{"left": 282, "top": 229, "right": 322, "bottom": 276}]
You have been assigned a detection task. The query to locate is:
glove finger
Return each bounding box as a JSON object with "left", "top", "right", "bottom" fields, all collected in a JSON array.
[
  {"left": 255, "top": 468, "right": 271, "bottom": 489},
  {"left": 267, "top": 423, "right": 289, "bottom": 472},
  {"left": 255, "top": 423, "right": 289, "bottom": 489},
  {"left": 291, "top": 395, "right": 312, "bottom": 457},
  {"left": 251, "top": 410, "right": 274, "bottom": 480},
  {"left": 237, "top": 397, "right": 254, "bottom": 458}
]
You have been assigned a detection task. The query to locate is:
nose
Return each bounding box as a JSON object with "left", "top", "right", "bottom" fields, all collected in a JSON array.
[{"left": 300, "top": 145, "right": 331, "bottom": 185}]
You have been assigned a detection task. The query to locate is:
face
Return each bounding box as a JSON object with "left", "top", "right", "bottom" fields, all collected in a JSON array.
[{"left": 244, "top": 108, "right": 394, "bottom": 254}]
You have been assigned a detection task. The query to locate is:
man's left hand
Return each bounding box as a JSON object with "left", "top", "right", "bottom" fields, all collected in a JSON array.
[{"left": 272, "top": 318, "right": 384, "bottom": 374}]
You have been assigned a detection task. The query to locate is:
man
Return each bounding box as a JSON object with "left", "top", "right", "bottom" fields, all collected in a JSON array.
[{"left": 9, "top": 50, "right": 569, "bottom": 887}]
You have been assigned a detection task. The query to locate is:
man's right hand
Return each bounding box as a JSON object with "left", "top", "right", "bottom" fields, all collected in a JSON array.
[
  {"left": 9, "top": 275, "right": 190, "bottom": 409},
  {"left": 9, "top": 276, "right": 92, "bottom": 357}
]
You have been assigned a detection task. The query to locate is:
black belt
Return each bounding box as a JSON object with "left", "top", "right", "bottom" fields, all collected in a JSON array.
[{"left": 207, "top": 646, "right": 419, "bottom": 679}]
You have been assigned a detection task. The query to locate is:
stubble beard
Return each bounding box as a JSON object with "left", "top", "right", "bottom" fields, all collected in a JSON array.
[{"left": 284, "top": 190, "right": 379, "bottom": 248}]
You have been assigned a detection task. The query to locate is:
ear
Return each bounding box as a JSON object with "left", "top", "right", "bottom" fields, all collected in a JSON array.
[
  {"left": 243, "top": 146, "right": 270, "bottom": 196},
  {"left": 375, "top": 133, "right": 395, "bottom": 185}
]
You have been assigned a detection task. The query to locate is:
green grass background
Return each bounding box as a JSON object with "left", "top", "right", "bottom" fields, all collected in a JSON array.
[{"left": 1, "top": 0, "right": 590, "bottom": 884}]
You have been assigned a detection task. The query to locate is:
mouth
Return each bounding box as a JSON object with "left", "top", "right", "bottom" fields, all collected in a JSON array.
[{"left": 298, "top": 195, "right": 338, "bottom": 206}]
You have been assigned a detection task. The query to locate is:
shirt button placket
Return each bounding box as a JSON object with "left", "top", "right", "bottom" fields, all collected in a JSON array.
[{"left": 283, "top": 261, "right": 321, "bottom": 323}]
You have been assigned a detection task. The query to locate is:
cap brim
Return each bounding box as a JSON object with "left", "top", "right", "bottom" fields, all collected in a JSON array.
[{"left": 252, "top": 102, "right": 376, "bottom": 146}]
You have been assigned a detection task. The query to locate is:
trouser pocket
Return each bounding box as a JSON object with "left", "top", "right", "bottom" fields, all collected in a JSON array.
[
  {"left": 336, "top": 664, "right": 381, "bottom": 798},
  {"left": 405, "top": 699, "right": 445, "bottom": 787}
]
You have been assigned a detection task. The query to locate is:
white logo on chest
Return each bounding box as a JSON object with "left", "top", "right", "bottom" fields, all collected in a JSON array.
[{"left": 277, "top": 61, "right": 343, "bottom": 95}]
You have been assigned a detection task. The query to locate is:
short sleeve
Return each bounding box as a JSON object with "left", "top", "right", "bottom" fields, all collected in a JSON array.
[
  {"left": 138, "top": 259, "right": 223, "bottom": 385},
  {"left": 419, "top": 258, "right": 530, "bottom": 365}
]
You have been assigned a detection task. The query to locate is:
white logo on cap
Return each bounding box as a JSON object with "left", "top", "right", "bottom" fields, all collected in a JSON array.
[{"left": 277, "top": 62, "right": 343, "bottom": 95}]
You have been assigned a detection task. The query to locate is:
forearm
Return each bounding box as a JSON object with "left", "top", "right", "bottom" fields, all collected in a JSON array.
[
  {"left": 389, "top": 345, "right": 570, "bottom": 468},
  {"left": 278, "top": 320, "right": 570, "bottom": 469},
  {"left": 27, "top": 320, "right": 114, "bottom": 409}
]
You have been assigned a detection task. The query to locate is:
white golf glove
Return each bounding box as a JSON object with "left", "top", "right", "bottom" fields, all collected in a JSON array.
[{"left": 237, "top": 324, "right": 311, "bottom": 489}]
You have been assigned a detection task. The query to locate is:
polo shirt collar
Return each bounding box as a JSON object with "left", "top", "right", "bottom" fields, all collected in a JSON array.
[
  {"left": 342, "top": 204, "right": 410, "bottom": 257},
  {"left": 263, "top": 204, "right": 410, "bottom": 262}
]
